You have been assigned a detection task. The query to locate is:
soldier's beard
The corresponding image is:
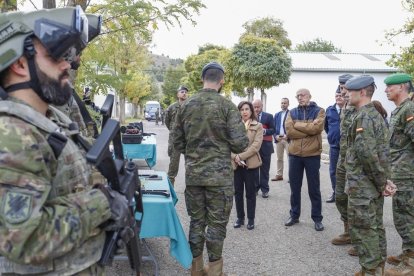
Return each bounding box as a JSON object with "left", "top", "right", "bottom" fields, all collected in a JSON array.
[{"left": 36, "top": 64, "right": 72, "bottom": 106}]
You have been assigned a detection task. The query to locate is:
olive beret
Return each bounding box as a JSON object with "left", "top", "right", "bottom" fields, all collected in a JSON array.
[
  {"left": 201, "top": 62, "right": 225, "bottom": 78},
  {"left": 384, "top": 73, "right": 412, "bottom": 85},
  {"left": 338, "top": 74, "right": 354, "bottom": 84},
  {"left": 345, "top": 75, "right": 375, "bottom": 90}
]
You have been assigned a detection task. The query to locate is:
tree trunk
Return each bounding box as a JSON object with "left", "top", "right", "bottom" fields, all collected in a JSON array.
[
  {"left": 246, "top": 87, "right": 254, "bottom": 102},
  {"left": 1, "top": 0, "right": 17, "bottom": 11},
  {"left": 43, "top": 0, "right": 56, "bottom": 8},
  {"left": 119, "top": 95, "right": 125, "bottom": 124},
  {"left": 261, "top": 88, "right": 267, "bottom": 112},
  {"left": 66, "top": 0, "right": 88, "bottom": 9}
]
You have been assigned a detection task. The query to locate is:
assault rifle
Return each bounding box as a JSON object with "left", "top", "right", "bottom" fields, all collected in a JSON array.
[{"left": 86, "top": 95, "right": 143, "bottom": 274}]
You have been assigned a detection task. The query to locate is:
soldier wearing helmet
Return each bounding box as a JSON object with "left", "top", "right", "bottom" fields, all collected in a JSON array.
[
  {"left": 173, "top": 62, "right": 249, "bottom": 275},
  {"left": 0, "top": 6, "right": 130, "bottom": 275}
]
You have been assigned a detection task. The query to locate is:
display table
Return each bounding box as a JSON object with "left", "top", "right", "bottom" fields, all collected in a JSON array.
[
  {"left": 122, "top": 135, "right": 157, "bottom": 168},
  {"left": 136, "top": 170, "right": 192, "bottom": 271}
]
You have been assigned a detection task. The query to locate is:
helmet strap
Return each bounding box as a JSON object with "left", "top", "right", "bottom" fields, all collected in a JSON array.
[{"left": 4, "top": 37, "right": 43, "bottom": 97}]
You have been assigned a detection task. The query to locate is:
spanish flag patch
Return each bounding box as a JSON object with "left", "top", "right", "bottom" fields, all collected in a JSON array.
[
  {"left": 356, "top": 128, "right": 364, "bottom": 133},
  {"left": 406, "top": 116, "right": 414, "bottom": 122}
]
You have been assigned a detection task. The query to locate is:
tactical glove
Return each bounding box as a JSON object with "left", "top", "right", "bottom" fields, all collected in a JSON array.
[{"left": 95, "top": 184, "right": 130, "bottom": 231}]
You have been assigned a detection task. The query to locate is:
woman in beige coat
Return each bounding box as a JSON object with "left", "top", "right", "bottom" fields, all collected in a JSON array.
[{"left": 231, "top": 101, "right": 263, "bottom": 230}]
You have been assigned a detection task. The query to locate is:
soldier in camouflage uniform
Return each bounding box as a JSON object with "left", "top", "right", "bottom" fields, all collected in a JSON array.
[
  {"left": 0, "top": 7, "right": 131, "bottom": 275},
  {"left": 332, "top": 74, "right": 358, "bottom": 256},
  {"left": 173, "top": 62, "right": 249, "bottom": 276},
  {"left": 165, "top": 85, "right": 188, "bottom": 185},
  {"left": 383, "top": 73, "right": 414, "bottom": 276},
  {"left": 345, "top": 75, "right": 391, "bottom": 276}
]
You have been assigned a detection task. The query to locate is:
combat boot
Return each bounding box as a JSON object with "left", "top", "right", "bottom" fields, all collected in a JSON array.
[
  {"left": 348, "top": 246, "right": 358, "bottom": 257},
  {"left": 331, "top": 222, "right": 352, "bottom": 245},
  {"left": 385, "top": 253, "right": 414, "bottom": 276},
  {"left": 355, "top": 264, "right": 384, "bottom": 275},
  {"left": 387, "top": 254, "right": 403, "bottom": 266},
  {"left": 191, "top": 255, "right": 206, "bottom": 276},
  {"left": 206, "top": 258, "right": 225, "bottom": 276}
]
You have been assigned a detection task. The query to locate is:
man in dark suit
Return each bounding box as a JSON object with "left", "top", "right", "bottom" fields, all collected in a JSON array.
[
  {"left": 252, "top": 99, "right": 275, "bottom": 198},
  {"left": 272, "top": 98, "right": 290, "bottom": 182}
]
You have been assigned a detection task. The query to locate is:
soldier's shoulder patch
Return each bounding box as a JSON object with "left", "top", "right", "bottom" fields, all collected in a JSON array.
[
  {"left": 406, "top": 115, "right": 414, "bottom": 122},
  {"left": 2, "top": 191, "right": 32, "bottom": 224},
  {"left": 356, "top": 127, "right": 364, "bottom": 133}
]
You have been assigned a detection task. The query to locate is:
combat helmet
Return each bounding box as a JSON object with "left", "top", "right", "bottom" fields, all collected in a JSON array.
[{"left": 0, "top": 6, "right": 101, "bottom": 99}]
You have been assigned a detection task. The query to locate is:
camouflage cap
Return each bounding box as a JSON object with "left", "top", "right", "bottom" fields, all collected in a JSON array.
[
  {"left": 384, "top": 73, "right": 412, "bottom": 85},
  {"left": 177, "top": 85, "right": 188, "bottom": 92},
  {"left": 338, "top": 74, "right": 354, "bottom": 84},
  {"left": 345, "top": 75, "right": 375, "bottom": 90}
]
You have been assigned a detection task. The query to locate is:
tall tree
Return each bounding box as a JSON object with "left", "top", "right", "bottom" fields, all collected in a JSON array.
[
  {"left": 242, "top": 16, "right": 291, "bottom": 49},
  {"left": 294, "top": 38, "right": 342, "bottom": 52},
  {"left": 161, "top": 65, "right": 187, "bottom": 107},
  {"left": 228, "top": 35, "right": 292, "bottom": 107}
]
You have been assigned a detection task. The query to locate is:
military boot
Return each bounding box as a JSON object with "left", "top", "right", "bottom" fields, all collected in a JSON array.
[
  {"left": 206, "top": 258, "right": 225, "bottom": 276},
  {"left": 191, "top": 255, "right": 206, "bottom": 276},
  {"left": 385, "top": 253, "right": 414, "bottom": 276},
  {"left": 387, "top": 254, "right": 403, "bottom": 266},
  {"left": 331, "top": 222, "right": 352, "bottom": 245},
  {"left": 348, "top": 246, "right": 358, "bottom": 256},
  {"left": 355, "top": 264, "right": 384, "bottom": 275}
]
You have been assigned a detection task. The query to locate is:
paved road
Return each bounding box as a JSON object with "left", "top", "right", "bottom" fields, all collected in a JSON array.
[{"left": 108, "top": 120, "right": 400, "bottom": 276}]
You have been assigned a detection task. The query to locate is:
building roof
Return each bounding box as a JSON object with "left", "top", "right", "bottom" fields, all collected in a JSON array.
[{"left": 288, "top": 52, "right": 398, "bottom": 73}]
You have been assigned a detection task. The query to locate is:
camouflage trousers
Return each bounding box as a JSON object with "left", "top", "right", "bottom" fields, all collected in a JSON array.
[
  {"left": 2, "top": 264, "right": 104, "bottom": 276},
  {"left": 168, "top": 147, "right": 181, "bottom": 185},
  {"left": 392, "top": 180, "right": 414, "bottom": 254},
  {"left": 335, "top": 161, "right": 348, "bottom": 222},
  {"left": 348, "top": 195, "right": 386, "bottom": 270},
  {"left": 184, "top": 185, "right": 234, "bottom": 262}
]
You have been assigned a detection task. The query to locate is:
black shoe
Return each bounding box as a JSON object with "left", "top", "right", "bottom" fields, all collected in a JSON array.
[
  {"left": 247, "top": 219, "right": 254, "bottom": 230},
  {"left": 262, "top": 192, "right": 269, "bottom": 198},
  {"left": 284, "top": 217, "right": 299, "bottom": 226},
  {"left": 233, "top": 218, "right": 244, "bottom": 228},
  {"left": 314, "top": 222, "right": 324, "bottom": 231},
  {"left": 326, "top": 193, "right": 335, "bottom": 203}
]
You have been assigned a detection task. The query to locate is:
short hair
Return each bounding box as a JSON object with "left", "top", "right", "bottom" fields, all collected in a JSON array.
[
  {"left": 237, "top": 101, "right": 257, "bottom": 121},
  {"left": 203, "top": 68, "right": 224, "bottom": 83},
  {"left": 365, "top": 84, "right": 375, "bottom": 98},
  {"left": 281, "top": 97, "right": 289, "bottom": 103}
]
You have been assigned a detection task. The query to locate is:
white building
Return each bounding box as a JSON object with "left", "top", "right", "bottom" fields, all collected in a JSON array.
[{"left": 232, "top": 52, "right": 399, "bottom": 118}]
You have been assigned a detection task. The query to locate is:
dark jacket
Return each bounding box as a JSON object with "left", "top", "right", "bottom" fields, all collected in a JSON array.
[
  {"left": 325, "top": 104, "right": 341, "bottom": 148},
  {"left": 273, "top": 109, "right": 289, "bottom": 143},
  {"left": 258, "top": 111, "right": 275, "bottom": 154}
]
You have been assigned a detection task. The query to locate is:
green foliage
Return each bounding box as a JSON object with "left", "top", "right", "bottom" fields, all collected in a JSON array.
[
  {"left": 184, "top": 47, "right": 240, "bottom": 97},
  {"left": 242, "top": 17, "right": 291, "bottom": 49},
  {"left": 228, "top": 35, "right": 292, "bottom": 91},
  {"left": 294, "top": 38, "right": 342, "bottom": 52},
  {"left": 198, "top": 43, "right": 227, "bottom": 54},
  {"left": 161, "top": 65, "right": 187, "bottom": 107},
  {"left": 1, "top": 0, "right": 17, "bottom": 11}
]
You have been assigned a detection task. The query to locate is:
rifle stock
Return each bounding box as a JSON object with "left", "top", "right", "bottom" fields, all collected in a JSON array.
[{"left": 86, "top": 95, "right": 142, "bottom": 273}]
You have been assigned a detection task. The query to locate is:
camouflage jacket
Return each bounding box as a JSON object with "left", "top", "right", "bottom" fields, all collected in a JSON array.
[
  {"left": 173, "top": 88, "right": 249, "bottom": 187},
  {"left": 338, "top": 105, "right": 356, "bottom": 164},
  {"left": 0, "top": 98, "right": 111, "bottom": 274},
  {"left": 345, "top": 102, "right": 390, "bottom": 198},
  {"left": 389, "top": 98, "right": 414, "bottom": 184},
  {"left": 54, "top": 92, "right": 89, "bottom": 137}
]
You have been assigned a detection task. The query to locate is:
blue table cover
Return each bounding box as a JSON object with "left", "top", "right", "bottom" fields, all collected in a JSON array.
[
  {"left": 135, "top": 171, "right": 192, "bottom": 269},
  {"left": 122, "top": 135, "right": 157, "bottom": 168}
]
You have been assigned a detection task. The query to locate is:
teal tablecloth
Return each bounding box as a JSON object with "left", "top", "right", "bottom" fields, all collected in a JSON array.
[
  {"left": 135, "top": 171, "right": 192, "bottom": 269},
  {"left": 122, "top": 135, "right": 157, "bottom": 168}
]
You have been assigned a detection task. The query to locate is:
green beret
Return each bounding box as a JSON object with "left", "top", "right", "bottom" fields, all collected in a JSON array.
[{"left": 384, "top": 73, "right": 412, "bottom": 85}]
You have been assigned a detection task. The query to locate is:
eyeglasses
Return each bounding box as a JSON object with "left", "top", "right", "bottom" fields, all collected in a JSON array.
[{"left": 296, "top": 94, "right": 309, "bottom": 99}]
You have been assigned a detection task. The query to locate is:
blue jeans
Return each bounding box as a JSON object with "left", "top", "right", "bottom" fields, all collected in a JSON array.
[
  {"left": 329, "top": 146, "right": 340, "bottom": 193},
  {"left": 288, "top": 155, "right": 323, "bottom": 222}
]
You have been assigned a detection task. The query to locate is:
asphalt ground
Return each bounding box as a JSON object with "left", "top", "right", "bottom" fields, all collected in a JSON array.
[{"left": 107, "top": 120, "right": 401, "bottom": 276}]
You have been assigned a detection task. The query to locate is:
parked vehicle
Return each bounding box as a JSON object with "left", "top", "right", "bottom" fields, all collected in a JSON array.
[{"left": 144, "top": 101, "right": 161, "bottom": 121}]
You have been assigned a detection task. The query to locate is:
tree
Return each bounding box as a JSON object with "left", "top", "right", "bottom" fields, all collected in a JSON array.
[
  {"left": 228, "top": 35, "right": 292, "bottom": 106},
  {"left": 242, "top": 16, "right": 291, "bottom": 49},
  {"left": 1, "top": 0, "right": 17, "bottom": 11},
  {"left": 385, "top": 1, "right": 414, "bottom": 74},
  {"left": 161, "top": 65, "right": 187, "bottom": 107},
  {"left": 294, "top": 38, "right": 342, "bottom": 52}
]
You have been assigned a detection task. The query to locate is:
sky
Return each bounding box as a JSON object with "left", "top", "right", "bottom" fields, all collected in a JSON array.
[{"left": 151, "top": 0, "right": 412, "bottom": 59}]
